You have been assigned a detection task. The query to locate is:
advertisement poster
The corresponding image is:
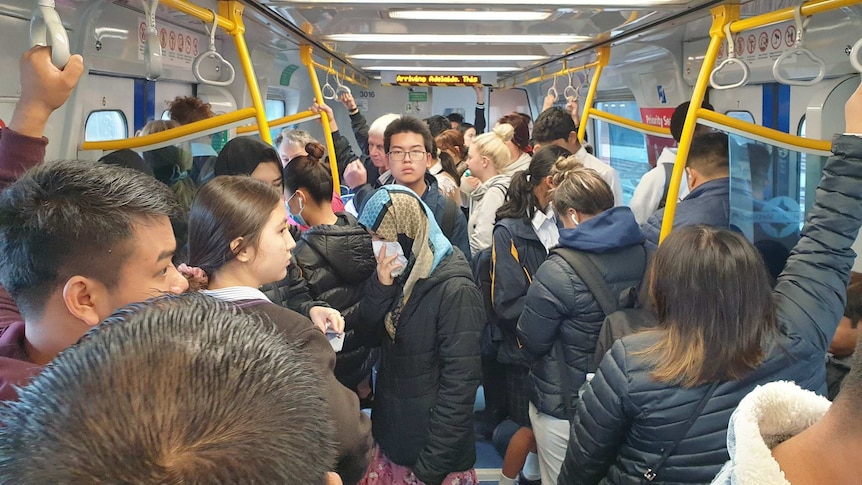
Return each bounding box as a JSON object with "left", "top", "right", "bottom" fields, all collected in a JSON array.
[{"left": 639, "top": 107, "right": 677, "bottom": 168}]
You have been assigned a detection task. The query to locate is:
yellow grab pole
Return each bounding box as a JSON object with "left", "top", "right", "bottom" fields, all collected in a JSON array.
[
  {"left": 222, "top": 1, "right": 272, "bottom": 145},
  {"left": 578, "top": 46, "right": 610, "bottom": 143},
  {"left": 659, "top": 4, "right": 738, "bottom": 244},
  {"left": 300, "top": 44, "right": 341, "bottom": 192},
  {"left": 160, "top": 0, "right": 236, "bottom": 31}
]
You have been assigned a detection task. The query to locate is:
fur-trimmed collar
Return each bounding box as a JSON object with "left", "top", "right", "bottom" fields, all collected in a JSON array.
[{"left": 712, "top": 381, "right": 830, "bottom": 484}]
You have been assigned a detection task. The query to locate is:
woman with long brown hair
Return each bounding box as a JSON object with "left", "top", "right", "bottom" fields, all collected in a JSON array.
[{"left": 556, "top": 83, "right": 862, "bottom": 484}]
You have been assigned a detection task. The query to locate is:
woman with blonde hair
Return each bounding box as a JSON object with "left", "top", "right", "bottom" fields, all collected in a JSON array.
[
  {"left": 464, "top": 125, "right": 515, "bottom": 255},
  {"left": 516, "top": 156, "right": 646, "bottom": 485},
  {"left": 556, "top": 85, "right": 862, "bottom": 484}
]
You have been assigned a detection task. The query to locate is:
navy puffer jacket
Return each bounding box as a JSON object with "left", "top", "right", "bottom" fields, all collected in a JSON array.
[
  {"left": 558, "top": 135, "right": 862, "bottom": 485},
  {"left": 517, "top": 207, "right": 645, "bottom": 420}
]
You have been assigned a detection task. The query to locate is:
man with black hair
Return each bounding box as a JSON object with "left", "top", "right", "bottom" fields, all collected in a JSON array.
[
  {"left": 641, "top": 132, "right": 731, "bottom": 250},
  {"left": 532, "top": 107, "right": 623, "bottom": 206},
  {"left": 383, "top": 116, "right": 472, "bottom": 261},
  {"left": 0, "top": 47, "right": 188, "bottom": 401},
  {"left": 0, "top": 294, "right": 342, "bottom": 484},
  {"left": 447, "top": 111, "right": 465, "bottom": 129},
  {"left": 425, "top": 115, "right": 452, "bottom": 138},
  {"left": 629, "top": 101, "right": 715, "bottom": 224}
]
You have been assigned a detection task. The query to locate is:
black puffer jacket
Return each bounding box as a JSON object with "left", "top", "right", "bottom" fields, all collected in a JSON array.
[
  {"left": 365, "top": 249, "right": 484, "bottom": 485},
  {"left": 517, "top": 207, "right": 645, "bottom": 420},
  {"left": 293, "top": 212, "right": 378, "bottom": 388},
  {"left": 558, "top": 135, "right": 862, "bottom": 485}
]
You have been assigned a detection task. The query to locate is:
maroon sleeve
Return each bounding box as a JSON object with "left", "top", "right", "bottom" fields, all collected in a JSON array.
[
  {"left": 0, "top": 287, "right": 21, "bottom": 332},
  {"left": 0, "top": 127, "right": 48, "bottom": 191}
]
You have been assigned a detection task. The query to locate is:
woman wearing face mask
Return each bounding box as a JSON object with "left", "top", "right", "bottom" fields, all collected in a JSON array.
[
  {"left": 488, "top": 146, "right": 569, "bottom": 485},
  {"left": 281, "top": 144, "right": 380, "bottom": 394},
  {"left": 186, "top": 176, "right": 372, "bottom": 484},
  {"left": 357, "top": 185, "right": 483, "bottom": 485},
  {"left": 515, "top": 157, "right": 646, "bottom": 485}
]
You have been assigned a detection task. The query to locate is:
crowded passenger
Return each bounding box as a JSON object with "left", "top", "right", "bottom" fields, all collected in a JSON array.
[
  {"left": 382, "top": 116, "right": 471, "bottom": 260},
  {"left": 489, "top": 146, "right": 570, "bottom": 485},
  {"left": 497, "top": 113, "right": 533, "bottom": 175},
  {"left": 0, "top": 294, "right": 341, "bottom": 484},
  {"left": 641, "top": 131, "right": 731, "bottom": 250},
  {"left": 186, "top": 175, "right": 371, "bottom": 483},
  {"left": 427, "top": 137, "right": 461, "bottom": 201},
  {"left": 425, "top": 115, "right": 451, "bottom": 138},
  {"left": 214, "top": 136, "right": 283, "bottom": 188},
  {"left": 167, "top": 96, "right": 219, "bottom": 185},
  {"left": 465, "top": 125, "right": 516, "bottom": 255},
  {"left": 516, "top": 158, "right": 646, "bottom": 485},
  {"left": 628, "top": 101, "right": 715, "bottom": 225},
  {"left": 532, "top": 106, "right": 623, "bottom": 206},
  {"left": 280, "top": 142, "right": 379, "bottom": 394},
  {"left": 827, "top": 271, "right": 862, "bottom": 400},
  {"left": 557, "top": 82, "right": 862, "bottom": 483},
  {"left": 357, "top": 185, "right": 483, "bottom": 485},
  {"left": 714, "top": 338, "right": 862, "bottom": 484},
  {"left": 436, "top": 128, "right": 468, "bottom": 175},
  {"left": 139, "top": 119, "right": 197, "bottom": 213},
  {"left": 99, "top": 148, "right": 154, "bottom": 177},
  {"left": 0, "top": 49, "right": 188, "bottom": 404},
  {"left": 340, "top": 113, "right": 401, "bottom": 194},
  {"left": 277, "top": 101, "right": 361, "bottom": 179}
]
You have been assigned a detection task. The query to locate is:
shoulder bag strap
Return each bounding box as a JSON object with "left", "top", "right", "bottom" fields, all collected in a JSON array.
[
  {"left": 643, "top": 381, "right": 720, "bottom": 482},
  {"left": 550, "top": 247, "right": 619, "bottom": 315}
]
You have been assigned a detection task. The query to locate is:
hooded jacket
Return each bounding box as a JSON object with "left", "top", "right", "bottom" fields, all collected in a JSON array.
[
  {"left": 557, "top": 135, "right": 862, "bottom": 485},
  {"left": 292, "top": 212, "right": 378, "bottom": 388},
  {"left": 364, "top": 250, "right": 484, "bottom": 485},
  {"left": 491, "top": 217, "right": 549, "bottom": 366},
  {"left": 468, "top": 173, "right": 511, "bottom": 255},
  {"left": 642, "top": 177, "right": 731, "bottom": 251},
  {"left": 711, "top": 381, "right": 830, "bottom": 485},
  {"left": 516, "top": 207, "right": 645, "bottom": 419}
]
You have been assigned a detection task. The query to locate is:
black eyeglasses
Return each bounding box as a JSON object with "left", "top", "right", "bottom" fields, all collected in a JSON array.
[{"left": 388, "top": 150, "right": 427, "bottom": 162}]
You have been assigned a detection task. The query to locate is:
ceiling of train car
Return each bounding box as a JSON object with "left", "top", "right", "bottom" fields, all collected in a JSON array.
[{"left": 257, "top": 0, "right": 719, "bottom": 78}]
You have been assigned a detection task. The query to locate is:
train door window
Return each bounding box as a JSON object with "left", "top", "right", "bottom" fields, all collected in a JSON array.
[
  {"left": 593, "top": 101, "right": 647, "bottom": 204},
  {"left": 266, "top": 99, "right": 286, "bottom": 142},
  {"left": 489, "top": 88, "right": 531, "bottom": 127},
  {"left": 85, "top": 110, "right": 128, "bottom": 142}
]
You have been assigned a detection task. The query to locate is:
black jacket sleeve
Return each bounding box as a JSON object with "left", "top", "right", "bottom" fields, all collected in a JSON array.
[
  {"left": 332, "top": 130, "right": 360, "bottom": 179},
  {"left": 356, "top": 274, "right": 399, "bottom": 348},
  {"left": 474, "top": 104, "right": 486, "bottom": 134},
  {"left": 350, "top": 111, "right": 370, "bottom": 157},
  {"left": 516, "top": 257, "right": 573, "bottom": 358},
  {"left": 261, "top": 262, "right": 330, "bottom": 318}
]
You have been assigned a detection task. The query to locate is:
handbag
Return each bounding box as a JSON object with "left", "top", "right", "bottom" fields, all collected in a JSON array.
[{"left": 642, "top": 381, "right": 720, "bottom": 482}]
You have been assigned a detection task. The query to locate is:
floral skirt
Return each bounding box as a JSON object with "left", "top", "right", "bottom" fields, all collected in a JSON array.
[{"left": 358, "top": 446, "right": 478, "bottom": 485}]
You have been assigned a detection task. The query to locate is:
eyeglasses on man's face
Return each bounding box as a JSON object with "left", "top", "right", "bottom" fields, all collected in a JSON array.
[{"left": 388, "top": 150, "right": 427, "bottom": 162}]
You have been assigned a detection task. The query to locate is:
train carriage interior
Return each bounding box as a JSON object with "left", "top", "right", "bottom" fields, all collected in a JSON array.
[{"left": 1, "top": 0, "right": 862, "bottom": 482}]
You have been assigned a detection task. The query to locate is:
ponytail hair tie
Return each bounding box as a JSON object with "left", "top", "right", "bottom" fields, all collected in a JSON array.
[{"left": 177, "top": 263, "right": 209, "bottom": 290}]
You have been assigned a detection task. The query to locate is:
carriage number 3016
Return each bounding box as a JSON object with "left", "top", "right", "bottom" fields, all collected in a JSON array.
[{"left": 358, "top": 91, "right": 375, "bottom": 98}]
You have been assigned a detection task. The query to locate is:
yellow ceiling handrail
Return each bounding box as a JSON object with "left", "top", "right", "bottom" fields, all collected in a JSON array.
[
  {"left": 498, "top": 58, "right": 600, "bottom": 90},
  {"left": 82, "top": 108, "right": 257, "bottom": 151},
  {"left": 160, "top": 0, "right": 236, "bottom": 33},
  {"left": 236, "top": 110, "right": 321, "bottom": 134},
  {"left": 697, "top": 109, "right": 832, "bottom": 153},
  {"left": 301, "top": 43, "right": 341, "bottom": 192},
  {"left": 730, "top": 0, "right": 861, "bottom": 33},
  {"left": 590, "top": 109, "right": 673, "bottom": 138},
  {"left": 311, "top": 59, "right": 370, "bottom": 89}
]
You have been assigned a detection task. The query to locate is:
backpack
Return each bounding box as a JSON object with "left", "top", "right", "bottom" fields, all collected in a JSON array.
[
  {"left": 657, "top": 162, "right": 675, "bottom": 210},
  {"left": 471, "top": 246, "right": 502, "bottom": 360},
  {"left": 550, "top": 245, "right": 653, "bottom": 373}
]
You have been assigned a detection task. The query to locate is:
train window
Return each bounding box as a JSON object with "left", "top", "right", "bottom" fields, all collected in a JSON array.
[
  {"left": 727, "top": 134, "right": 803, "bottom": 253},
  {"left": 85, "top": 111, "right": 128, "bottom": 142},
  {"left": 725, "top": 111, "right": 755, "bottom": 123},
  {"left": 266, "top": 99, "right": 286, "bottom": 142},
  {"left": 593, "top": 101, "right": 647, "bottom": 204}
]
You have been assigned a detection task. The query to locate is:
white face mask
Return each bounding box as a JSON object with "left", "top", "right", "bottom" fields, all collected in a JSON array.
[{"left": 372, "top": 240, "right": 409, "bottom": 278}]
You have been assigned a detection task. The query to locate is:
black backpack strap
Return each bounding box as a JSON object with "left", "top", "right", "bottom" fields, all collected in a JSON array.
[
  {"left": 643, "top": 381, "right": 720, "bottom": 482},
  {"left": 657, "top": 162, "right": 675, "bottom": 210},
  {"left": 441, "top": 196, "right": 459, "bottom": 240},
  {"left": 550, "top": 247, "right": 619, "bottom": 316}
]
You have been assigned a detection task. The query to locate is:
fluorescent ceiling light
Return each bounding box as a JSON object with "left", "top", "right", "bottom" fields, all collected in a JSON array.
[
  {"left": 291, "top": 0, "right": 680, "bottom": 5},
  {"left": 388, "top": 10, "right": 553, "bottom": 21},
  {"left": 326, "top": 34, "right": 589, "bottom": 43},
  {"left": 370, "top": 66, "right": 522, "bottom": 72},
  {"left": 350, "top": 53, "right": 547, "bottom": 61}
]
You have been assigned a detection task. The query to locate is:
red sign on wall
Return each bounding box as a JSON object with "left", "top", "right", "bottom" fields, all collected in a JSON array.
[{"left": 640, "top": 107, "right": 677, "bottom": 168}]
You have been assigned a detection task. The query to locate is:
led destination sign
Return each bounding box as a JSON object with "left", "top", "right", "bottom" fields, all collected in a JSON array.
[{"left": 395, "top": 74, "right": 481, "bottom": 86}]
